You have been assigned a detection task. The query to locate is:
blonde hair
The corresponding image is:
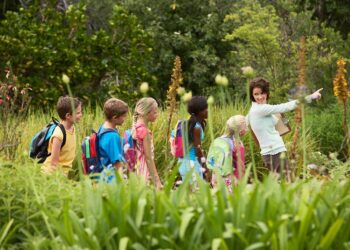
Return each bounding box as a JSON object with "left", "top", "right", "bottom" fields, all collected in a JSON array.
[
  {"left": 133, "top": 97, "right": 158, "bottom": 125},
  {"left": 223, "top": 115, "right": 247, "bottom": 141},
  {"left": 103, "top": 98, "right": 128, "bottom": 120}
]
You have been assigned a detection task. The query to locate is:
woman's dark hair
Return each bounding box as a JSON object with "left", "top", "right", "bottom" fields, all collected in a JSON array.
[
  {"left": 187, "top": 96, "right": 208, "bottom": 142},
  {"left": 249, "top": 77, "right": 270, "bottom": 102}
]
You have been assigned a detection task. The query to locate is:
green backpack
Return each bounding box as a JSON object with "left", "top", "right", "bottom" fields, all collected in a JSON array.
[{"left": 206, "top": 137, "right": 234, "bottom": 176}]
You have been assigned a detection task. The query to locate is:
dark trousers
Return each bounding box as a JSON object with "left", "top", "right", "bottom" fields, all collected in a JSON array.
[{"left": 262, "top": 153, "right": 290, "bottom": 179}]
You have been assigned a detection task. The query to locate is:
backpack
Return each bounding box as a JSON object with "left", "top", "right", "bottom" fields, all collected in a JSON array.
[
  {"left": 123, "top": 129, "right": 136, "bottom": 172},
  {"left": 206, "top": 137, "right": 234, "bottom": 176},
  {"left": 170, "top": 120, "right": 186, "bottom": 158},
  {"left": 81, "top": 128, "right": 117, "bottom": 175},
  {"left": 29, "top": 117, "right": 66, "bottom": 163}
]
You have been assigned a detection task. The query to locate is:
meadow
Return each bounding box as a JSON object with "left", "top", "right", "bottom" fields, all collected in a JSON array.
[
  {"left": 1, "top": 101, "right": 350, "bottom": 249},
  {"left": 1, "top": 0, "right": 350, "bottom": 248}
]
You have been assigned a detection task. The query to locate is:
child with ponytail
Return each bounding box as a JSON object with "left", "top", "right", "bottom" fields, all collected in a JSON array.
[
  {"left": 132, "top": 97, "right": 162, "bottom": 189},
  {"left": 179, "top": 96, "right": 211, "bottom": 184},
  {"left": 208, "top": 115, "right": 247, "bottom": 191}
]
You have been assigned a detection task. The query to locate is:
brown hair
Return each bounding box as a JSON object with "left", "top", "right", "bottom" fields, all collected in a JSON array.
[
  {"left": 103, "top": 98, "right": 128, "bottom": 120},
  {"left": 56, "top": 96, "right": 82, "bottom": 120},
  {"left": 249, "top": 77, "right": 270, "bottom": 102}
]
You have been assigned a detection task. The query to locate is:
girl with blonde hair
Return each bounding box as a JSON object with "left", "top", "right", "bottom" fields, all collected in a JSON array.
[
  {"left": 132, "top": 97, "right": 162, "bottom": 188},
  {"left": 207, "top": 115, "right": 247, "bottom": 191}
]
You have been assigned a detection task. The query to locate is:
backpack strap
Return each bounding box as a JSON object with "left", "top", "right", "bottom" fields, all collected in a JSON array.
[
  {"left": 57, "top": 124, "right": 66, "bottom": 149},
  {"left": 97, "top": 126, "right": 118, "bottom": 137},
  {"left": 219, "top": 137, "right": 234, "bottom": 151},
  {"left": 52, "top": 117, "right": 66, "bottom": 149}
]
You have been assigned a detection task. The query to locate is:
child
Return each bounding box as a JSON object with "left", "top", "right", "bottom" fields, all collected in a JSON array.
[
  {"left": 179, "top": 96, "right": 210, "bottom": 184},
  {"left": 209, "top": 115, "right": 247, "bottom": 191},
  {"left": 98, "top": 98, "right": 128, "bottom": 175},
  {"left": 132, "top": 97, "right": 162, "bottom": 189},
  {"left": 42, "top": 96, "right": 82, "bottom": 176}
]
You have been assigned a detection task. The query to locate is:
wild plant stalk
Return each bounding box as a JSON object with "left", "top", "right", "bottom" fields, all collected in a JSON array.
[
  {"left": 166, "top": 56, "right": 183, "bottom": 137},
  {"left": 245, "top": 78, "right": 257, "bottom": 181},
  {"left": 333, "top": 58, "right": 349, "bottom": 158},
  {"left": 207, "top": 98, "right": 215, "bottom": 142},
  {"left": 63, "top": 75, "right": 84, "bottom": 179},
  {"left": 301, "top": 104, "right": 307, "bottom": 178},
  {"left": 291, "top": 36, "right": 306, "bottom": 178}
]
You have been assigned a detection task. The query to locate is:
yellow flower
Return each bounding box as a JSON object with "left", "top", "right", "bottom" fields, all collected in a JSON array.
[{"left": 333, "top": 58, "right": 348, "bottom": 103}]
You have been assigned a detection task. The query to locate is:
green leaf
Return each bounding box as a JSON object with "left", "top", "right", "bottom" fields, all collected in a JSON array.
[
  {"left": 136, "top": 198, "right": 147, "bottom": 228},
  {"left": 319, "top": 218, "right": 344, "bottom": 249},
  {"left": 179, "top": 208, "right": 195, "bottom": 240},
  {"left": 212, "top": 238, "right": 228, "bottom": 250},
  {"left": 119, "top": 237, "right": 129, "bottom": 250}
]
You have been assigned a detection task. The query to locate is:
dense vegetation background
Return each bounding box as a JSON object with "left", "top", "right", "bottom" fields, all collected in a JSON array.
[
  {"left": 1, "top": 1, "right": 350, "bottom": 249},
  {"left": 1, "top": 0, "right": 350, "bottom": 106}
]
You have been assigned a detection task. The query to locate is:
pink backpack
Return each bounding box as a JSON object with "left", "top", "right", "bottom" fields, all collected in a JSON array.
[
  {"left": 123, "top": 129, "right": 136, "bottom": 172},
  {"left": 123, "top": 124, "right": 145, "bottom": 171},
  {"left": 170, "top": 120, "right": 185, "bottom": 158}
]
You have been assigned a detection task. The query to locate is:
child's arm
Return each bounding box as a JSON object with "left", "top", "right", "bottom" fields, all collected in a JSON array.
[
  {"left": 143, "top": 133, "right": 162, "bottom": 189},
  {"left": 113, "top": 161, "right": 124, "bottom": 175},
  {"left": 193, "top": 127, "right": 211, "bottom": 182}
]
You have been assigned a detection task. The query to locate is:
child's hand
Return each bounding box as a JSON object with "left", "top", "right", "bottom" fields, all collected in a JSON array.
[{"left": 202, "top": 167, "right": 212, "bottom": 183}]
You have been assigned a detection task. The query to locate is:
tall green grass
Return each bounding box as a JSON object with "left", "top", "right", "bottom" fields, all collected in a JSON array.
[
  {"left": 1, "top": 102, "right": 349, "bottom": 249},
  {"left": 0, "top": 162, "right": 349, "bottom": 249},
  {"left": 11, "top": 101, "right": 317, "bottom": 180}
]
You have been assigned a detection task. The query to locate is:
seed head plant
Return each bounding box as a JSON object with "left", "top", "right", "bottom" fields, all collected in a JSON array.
[
  {"left": 333, "top": 58, "right": 350, "bottom": 157},
  {"left": 166, "top": 56, "right": 183, "bottom": 136},
  {"left": 291, "top": 36, "right": 306, "bottom": 178}
]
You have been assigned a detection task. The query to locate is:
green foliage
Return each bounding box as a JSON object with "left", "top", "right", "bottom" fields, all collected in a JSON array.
[
  {"left": 224, "top": 0, "right": 291, "bottom": 100},
  {"left": 1, "top": 163, "right": 349, "bottom": 249},
  {"left": 223, "top": 0, "right": 349, "bottom": 104},
  {"left": 1, "top": 0, "right": 350, "bottom": 105},
  {"left": 0, "top": 3, "right": 153, "bottom": 106},
  {"left": 295, "top": 0, "right": 350, "bottom": 37},
  {"left": 120, "top": 0, "right": 236, "bottom": 96},
  {"left": 0, "top": 70, "right": 31, "bottom": 159},
  {"left": 306, "top": 104, "right": 349, "bottom": 159}
]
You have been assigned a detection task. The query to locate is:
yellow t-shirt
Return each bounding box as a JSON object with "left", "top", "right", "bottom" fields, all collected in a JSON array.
[{"left": 42, "top": 125, "right": 76, "bottom": 176}]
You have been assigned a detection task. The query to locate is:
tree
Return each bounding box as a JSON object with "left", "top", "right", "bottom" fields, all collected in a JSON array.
[
  {"left": 120, "top": 0, "right": 236, "bottom": 95},
  {"left": 0, "top": 3, "right": 154, "bottom": 105}
]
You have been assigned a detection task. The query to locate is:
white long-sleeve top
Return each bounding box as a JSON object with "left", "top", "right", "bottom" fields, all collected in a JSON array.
[{"left": 247, "top": 100, "right": 298, "bottom": 155}]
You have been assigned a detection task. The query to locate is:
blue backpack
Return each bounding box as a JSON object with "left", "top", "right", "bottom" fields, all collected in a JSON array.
[{"left": 29, "top": 117, "right": 66, "bottom": 163}]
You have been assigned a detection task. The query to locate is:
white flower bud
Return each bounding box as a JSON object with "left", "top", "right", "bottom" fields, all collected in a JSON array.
[
  {"left": 140, "top": 82, "right": 149, "bottom": 94},
  {"left": 62, "top": 74, "right": 70, "bottom": 84},
  {"left": 207, "top": 96, "right": 214, "bottom": 105},
  {"left": 241, "top": 66, "right": 255, "bottom": 78},
  {"left": 182, "top": 91, "right": 192, "bottom": 102}
]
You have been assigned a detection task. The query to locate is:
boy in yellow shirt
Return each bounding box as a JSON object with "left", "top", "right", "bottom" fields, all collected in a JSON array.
[{"left": 42, "top": 96, "right": 82, "bottom": 176}]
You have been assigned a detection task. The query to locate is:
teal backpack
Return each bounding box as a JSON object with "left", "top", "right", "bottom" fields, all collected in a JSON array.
[{"left": 206, "top": 137, "right": 234, "bottom": 176}]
